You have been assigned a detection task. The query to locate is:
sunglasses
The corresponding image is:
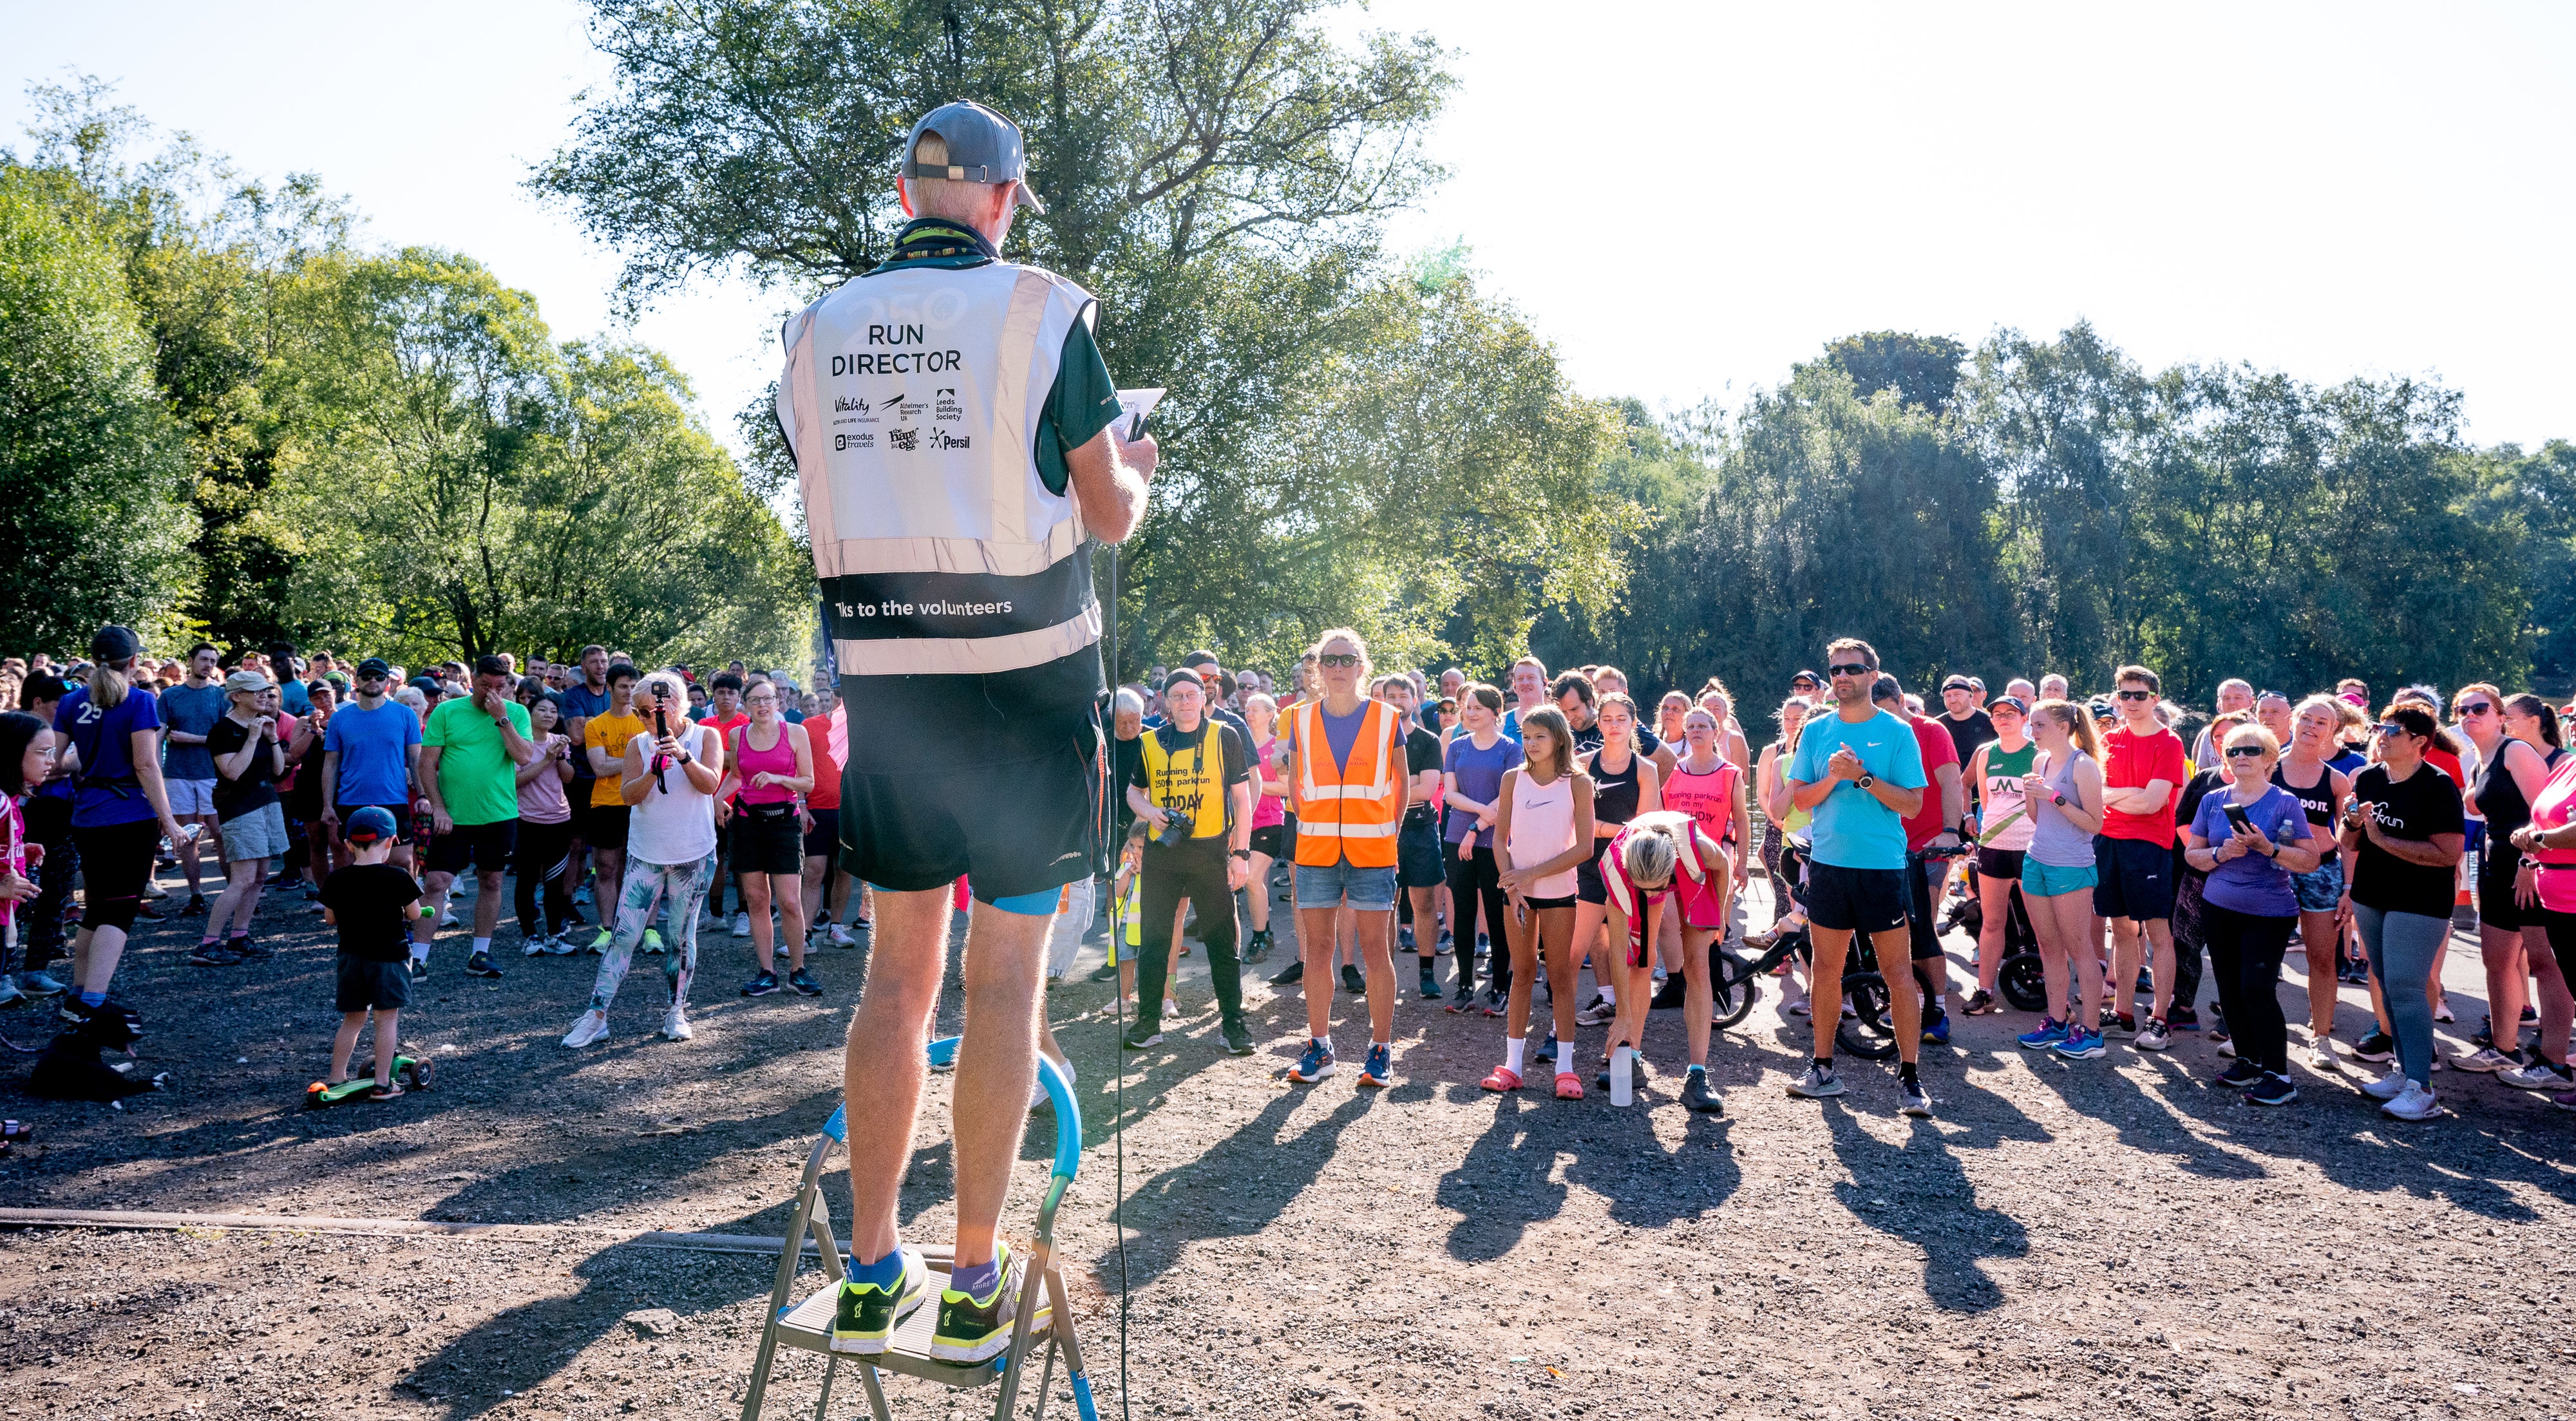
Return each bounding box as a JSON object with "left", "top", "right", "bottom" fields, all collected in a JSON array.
[
  {"left": 2373, "top": 721, "right": 2408, "bottom": 737},
  {"left": 1827, "top": 664, "right": 1871, "bottom": 678},
  {"left": 2116, "top": 690, "right": 2155, "bottom": 701},
  {"left": 2223, "top": 745, "right": 2268, "bottom": 759},
  {"left": 2455, "top": 701, "right": 2494, "bottom": 716},
  {"left": 1318, "top": 653, "right": 1360, "bottom": 668}
]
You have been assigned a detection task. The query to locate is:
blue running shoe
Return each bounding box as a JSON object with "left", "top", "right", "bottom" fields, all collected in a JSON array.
[
  {"left": 1358, "top": 1042, "right": 1392, "bottom": 1088},
  {"left": 1922, "top": 1012, "right": 1951, "bottom": 1046},
  {"left": 2053, "top": 1026, "right": 2107, "bottom": 1060},
  {"left": 2017, "top": 1017, "right": 2069, "bottom": 1051},
  {"left": 1287, "top": 1039, "right": 1336, "bottom": 1083},
  {"left": 1533, "top": 1033, "right": 1558, "bottom": 1064}
]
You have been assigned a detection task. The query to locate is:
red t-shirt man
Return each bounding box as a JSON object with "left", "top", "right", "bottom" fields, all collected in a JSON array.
[
  {"left": 1901, "top": 714, "right": 1960, "bottom": 851},
  {"left": 2101, "top": 721, "right": 2188, "bottom": 848}
]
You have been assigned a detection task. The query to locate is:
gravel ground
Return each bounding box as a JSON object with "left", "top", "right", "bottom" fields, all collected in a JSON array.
[{"left": 3, "top": 861, "right": 2575, "bottom": 1421}]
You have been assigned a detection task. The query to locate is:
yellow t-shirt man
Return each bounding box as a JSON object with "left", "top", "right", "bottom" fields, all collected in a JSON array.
[{"left": 583, "top": 710, "right": 651, "bottom": 808}]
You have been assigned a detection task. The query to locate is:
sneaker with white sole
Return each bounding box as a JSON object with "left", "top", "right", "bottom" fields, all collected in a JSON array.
[
  {"left": 2134, "top": 1018, "right": 2170, "bottom": 1051},
  {"left": 2308, "top": 1039, "right": 2342, "bottom": 1073},
  {"left": 1786, "top": 1064, "right": 1844, "bottom": 1098},
  {"left": 831, "top": 1247, "right": 928, "bottom": 1355},
  {"left": 661, "top": 1006, "right": 693, "bottom": 1041},
  {"left": 730, "top": 911, "right": 752, "bottom": 939},
  {"left": 2453, "top": 1046, "right": 2517, "bottom": 1074},
  {"left": 1575, "top": 995, "right": 1617, "bottom": 1027},
  {"left": 2381, "top": 1080, "right": 2441, "bottom": 1120},
  {"left": 2501, "top": 1059, "right": 2576, "bottom": 1091},
  {"left": 562, "top": 1011, "right": 610, "bottom": 1049},
  {"left": 828, "top": 923, "right": 857, "bottom": 947},
  {"left": 2360, "top": 1068, "right": 2409, "bottom": 1101}
]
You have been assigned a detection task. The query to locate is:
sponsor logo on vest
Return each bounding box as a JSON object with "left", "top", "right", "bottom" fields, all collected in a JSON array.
[
  {"left": 833, "top": 432, "right": 876, "bottom": 451},
  {"left": 833, "top": 395, "right": 872, "bottom": 415},
  {"left": 895, "top": 393, "right": 929, "bottom": 420},
  {"left": 929, "top": 429, "right": 973, "bottom": 450},
  {"left": 887, "top": 428, "right": 918, "bottom": 451},
  {"left": 934, "top": 388, "right": 963, "bottom": 421}
]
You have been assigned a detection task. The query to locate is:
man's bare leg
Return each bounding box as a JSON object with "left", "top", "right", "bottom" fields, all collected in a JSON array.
[{"left": 843, "top": 887, "right": 1049, "bottom": 1272}]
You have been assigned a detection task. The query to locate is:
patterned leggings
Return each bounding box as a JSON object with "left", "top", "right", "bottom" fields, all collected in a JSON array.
[{"left": 588, "top": 854, "right": 710, "bottom": 1013}]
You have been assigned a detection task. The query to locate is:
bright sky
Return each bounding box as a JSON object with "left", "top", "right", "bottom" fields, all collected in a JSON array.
[{"left": 9, "top": 1, "right": 2573, "bottom": 451}]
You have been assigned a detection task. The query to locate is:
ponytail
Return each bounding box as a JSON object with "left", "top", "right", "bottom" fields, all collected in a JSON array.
[
  {"left": 2032, "top": 697, "right": 2100, "bottom": 760},
  {"left": 88, "top": 659, "right": 130, "bottom": 711}
]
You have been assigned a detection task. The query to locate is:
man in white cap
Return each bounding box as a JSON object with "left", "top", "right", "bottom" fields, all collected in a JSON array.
[{"left": 775, "top": 99, "right": 1157, "bottom": 1366}]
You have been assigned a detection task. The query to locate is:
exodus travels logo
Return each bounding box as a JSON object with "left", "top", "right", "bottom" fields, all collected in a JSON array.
[
  {"left": 887, "top": 428, "right": 918, "bottom": 451},
  {"left": 929, "top": 429, "right": 973, "bottom": 450},
  {"left": 934, "top": 387, "right": 963, "bottom": 421},
  {"left": 833, "top": 432, "right": 876, "bottom": 451}
]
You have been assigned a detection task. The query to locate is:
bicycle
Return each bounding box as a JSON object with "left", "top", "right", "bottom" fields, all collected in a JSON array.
[{"left": 1710, "top": 842, "right": 1967, "bottom": 1060}]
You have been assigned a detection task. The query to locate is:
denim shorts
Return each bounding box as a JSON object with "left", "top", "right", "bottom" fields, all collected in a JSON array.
[
  {"left": 2022, "top": 857, "right": 2099, "bottom": 898},
  {"left": 1295, "top": 858, "right": 1398, "bottom": 910},
  {"left": 2289, "top": 855, "right": 2345, "bottom": 914}
]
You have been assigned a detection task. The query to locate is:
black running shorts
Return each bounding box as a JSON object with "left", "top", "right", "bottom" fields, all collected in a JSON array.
[
  {"left": 1807, "top": 861, "right": 1908, "bottom": 935},
  {"left": 840, "top": 727, "right": 1101, "bottom": 903}
]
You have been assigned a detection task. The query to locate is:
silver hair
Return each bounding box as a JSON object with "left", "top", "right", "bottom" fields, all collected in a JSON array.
[
  {"left": 639, "top": 670, "right": 689, "bottom": 705},
  {"left": 1113, "top": 686, "right": 1145, "bottom": 717},
  {"left": 1620, "top": 822, "right": 1680, "bottom": 890}
]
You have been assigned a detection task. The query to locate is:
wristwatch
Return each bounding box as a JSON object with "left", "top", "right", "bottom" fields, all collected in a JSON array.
[
  {"left": 1856, "top": 774, "right": 1875, "bottom": 791},
  {"left": 1231, "top": 849, "right": 1251, "bottom": 860},
  {"left": 2050, "top": 792, "right": 2068, "bottom": 807}
]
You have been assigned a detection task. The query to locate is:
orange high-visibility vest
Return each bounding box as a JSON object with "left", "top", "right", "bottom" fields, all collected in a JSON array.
[{"left": 1288, "top": 697, "right": 1403, "bottom": 867}]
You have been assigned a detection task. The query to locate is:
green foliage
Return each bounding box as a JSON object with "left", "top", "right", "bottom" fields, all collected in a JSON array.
[
  {"left": 0, "top": 164, "right": 196, "bottom": 652},
  {"left": 267, "top": 250, "right": 810, "bottom": 670},
  {"left": 1821, "top": 330, "right": 1967, "bottom": 413}
]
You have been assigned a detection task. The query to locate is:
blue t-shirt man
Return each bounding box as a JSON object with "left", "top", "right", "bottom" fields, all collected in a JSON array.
[
  {"left": 1787, "top": 706, "right": 1929, "bottom": 870},
  {"left": 324, "top": 699, "right": 424, "bottom": 807},
  {"left": 158, "top": 681, "right": 227, "bottom": 782},
  {"left": 55, "top": 684, "right": 166, "bottom": 829}
]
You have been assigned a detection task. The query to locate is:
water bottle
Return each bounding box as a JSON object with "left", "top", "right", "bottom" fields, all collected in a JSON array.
[{"left": 1609, "top": 1045, "right": 1634, "bottom": 1107}]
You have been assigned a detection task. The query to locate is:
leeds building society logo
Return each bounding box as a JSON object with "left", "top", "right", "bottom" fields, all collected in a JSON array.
[
  {"left": 934, "top": 388, "right": 963, "bottom": 422},
  {"left": 887, "top": 427, "right": 918, "bottom": 451}
]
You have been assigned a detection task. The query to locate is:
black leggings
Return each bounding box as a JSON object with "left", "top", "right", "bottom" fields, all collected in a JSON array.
[
  {"left": 1444, "top": 843, "right": 1507, "bottom": 997},
  {"left": 2544, "top": 908, "right": 2576, "bottom": 991},
  {"left": 514, "top": 817, "right": 577, "bottom": 938},
  {"left": 2202, "top": 900, "right": 2295, "bottom": 1075},
  {"left": 1135, "top": 839, "right": 1242, "bottom": 1029}
]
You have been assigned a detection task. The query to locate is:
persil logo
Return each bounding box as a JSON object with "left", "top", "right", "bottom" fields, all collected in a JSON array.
[{"left": 929, "top": 429, "right": 973, "bottom": 450}]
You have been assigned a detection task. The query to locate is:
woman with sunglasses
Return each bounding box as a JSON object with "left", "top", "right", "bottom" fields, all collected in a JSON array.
[
  {"left": 1961, "top": 695, "right": 2036, "bottom": 1015},
  {"left": 2183, "top": 723, "right": 2331, "bottom": 1104},
  {"left": 2273, "top": 696, "right": 2359, "bottom": 1068},
  {"left": 2342, "top": 704, "right": 2466, "bottom": 1120},
  {"left": 2452, "top": 684, "right": 2573, "bottom": 1079},
  {"left": 2015, "top": 699, "right": 2110, "bottom": 1057}
]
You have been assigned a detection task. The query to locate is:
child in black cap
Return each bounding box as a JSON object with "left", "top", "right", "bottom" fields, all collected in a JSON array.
[{"left": 321, "top": 806, "right": 422, "bottom": 1098}]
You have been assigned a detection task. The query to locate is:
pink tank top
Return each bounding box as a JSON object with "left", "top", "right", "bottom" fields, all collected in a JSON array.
[
  {"left": 2530, "top": 757, "right": 2576, "bottom": 914},
  {"left": 1661, "top": 758, "right": 1739, "bottom": 845},
  {"left": 734, "top": 720, "right": 799, "bottom": 805},
  {"left": 1506, "top": 771, "right": 1580, "bottom": 899},
  {"left": 1253, "top": 737, "right": 1285, "bottom": 830}
]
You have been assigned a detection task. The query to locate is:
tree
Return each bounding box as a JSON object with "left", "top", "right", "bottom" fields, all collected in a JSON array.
[
  {"left": 1821, "top": 330, "right": 1967, "bottom": 413},
  {"left": 0, "top": 164, "right": 196, "bottom": 654}
]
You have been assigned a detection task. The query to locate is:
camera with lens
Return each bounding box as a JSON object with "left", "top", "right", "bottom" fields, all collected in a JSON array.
[{"left": 1151, "top": 811, "right": 1194, "bottom": 848}]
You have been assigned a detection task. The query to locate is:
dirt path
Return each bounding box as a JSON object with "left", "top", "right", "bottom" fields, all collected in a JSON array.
[{"left": 3, "top": 865, "right": 2572, "bottom": 1420}]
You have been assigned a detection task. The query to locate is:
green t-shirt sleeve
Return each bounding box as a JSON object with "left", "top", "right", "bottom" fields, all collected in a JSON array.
[{"left": 1035, "top": 316, "right": 1122, "bottom": 498}]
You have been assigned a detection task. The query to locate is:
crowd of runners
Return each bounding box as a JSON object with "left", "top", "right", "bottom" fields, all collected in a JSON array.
[{"left": 4, "top": 628, "right": 2576, "bottom": 1126}]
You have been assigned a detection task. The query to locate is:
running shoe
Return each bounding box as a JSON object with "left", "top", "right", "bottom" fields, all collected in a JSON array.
[
  {"left": 1340, "top": 963, "right": 1367, "bottom": 994},
  {"left": 545, "top": 934, "right": 578, "bottom": 955},
  {"left": 464, "top": 952, "right": 504, "bottom": 979},
  {"left": 1417, "top": 970, "right": 1441, "bottom": 1002},
  {"left": 188, "top": 942, "right": 242, "bottom": 966},
  {"left": 1222, "top": 1019, "right": 1254, "bottom": 1056},
  {"left": 2453, "top": 1046, "right": 2516, "bottom": 1074},
  {"left": 1647, "top": 975, "right": 1687, "bottom": 1010},
  {"left": 661, "top": 1006, "right": 692, "bottom": 1041},
  {"left": 1475, "top": 932, "right": 1490, "bottom": 959},
  {"left": 2247, "top": 1073, "right": 2298, "bottom": 1107},
  {"left": 522, "top": 935, "right": 550, "bottom": 957},
  {"left": 1595, "top": 1053, "right": 1647, "bottom": 1094},
  {"left": 929, "top": 1245, "right": 1050, "bottom": 1364},
  {"left": 1357, "top": 1042, "right": 1392, "bottom": 1088},
  {"left": 224, "top": 935, "right": 271, "bottom": 961},
  {"left": 1961, "top": 989, "right": 1999, "bottom": 1017},
  {"left": 2381, "top": 1080, "right": 2441, "bottom": 1121},
  {"left": 643, "top": 927, "right": 668, "bottom": 954},
  {"left": 2016, "top": 1018, "right": 2070, "bottom": 1051},
  {"left": 1398, "top": 926, "right": 1416, "bottom": 952},
  {"left": 2551, "top": 1089, "right": 2576, "bottom": 1113},
  {"left": 1287, "top": 1039, "right": 1335, "bottom": 1083},
  {"left": 587, "top": 928, "right": 614, "bottom": 954},
  {"left": 0, "top": 979, "right": 23, "bottom": 1011},
  {"left": 1786, "top": 1064, "right": 1844, "bottom": 1098},
  {"left": 1269, "top": 960, "right": 1305, "bottom": 986},
  {"left": 2212, "top": 1028, "right": 2235, "bottom": 1058},
  {"left": 1898, "top": 1077, "right": 1934, "bottom": 1118},
  {"left": 2359, "top": 1068, "right": 2410, "bottom": 1101},
  {"left": 1532, "top": 1033, "right": 1557, "bottom": 1064},
  {"left": 2351, "top": 1030, "right": 2397, "bottom": 1064},
  {"left": 182, "top": 893, "right": 207, "bottom": 916},
  {"left": 2134, "top": 1018, "right": 2170, "bottom": 1051},
  {"left": 14, "top": 970, "right": 64, "bottom": 998},
  {"left": 2306, "top": 1038, "right": 2339, "bottom": 1072},
  {"left": 1679, "top": 1069, "right": 1725, "bottom": 1114},
  {"left": 2052, "top": 1026, "right": 2107, "bottom": 1061},
  {"left": 787, "top": 967, "right": 824, "bottom": 997},
  {"left": 828, "top": 923, "right": 857, "bottom": 948},
  {"left": 407, "top": 958, "right": 430, "bottom": 983},
  {"left": 1436, "top": 928, "right": 1454, "bottom": 955},
  {"left": 2501, "top": 1059, "right": 2575, "bottom": 1091},
  {"left": 741, "top": 971, "right": 779, "bottom": 997},
  {"left": 1241, "top": 928, "right": 1271, "bottom": 965},
  {"left": 1922, "top": 1013, "right": 1951, "bottom": 1046},
  {"left": 2166, "top": 1006, "right": 2201, "bottom": 1032},
  {"left": 1575, "top": 994, "right": 1617, "bottom": 1027},
  {"left": 2099, "top": 1010, "right": 2137, "bottom": 1038},
  {"left": 1121, "top": 1021, "right": 1162, "bottom": 1049},
  {"left": 562, "top": 1011, "right": 610, "bottom": 1049},
  {"left": 2432, "top": 1001, "right": 2454, "bottom": 1024},
  {"left": 1481, "top": 989, "right": 1506, "bottom": 1018},
  {"left": 2214, "top": 1059, "right": 2265, "bottom": 1089},
  {"left": 831, "top": 1248, "right": 930, "bottom": 1354},
  {"left": 730, "top": 911, "right": 752, "bottom": 939}
]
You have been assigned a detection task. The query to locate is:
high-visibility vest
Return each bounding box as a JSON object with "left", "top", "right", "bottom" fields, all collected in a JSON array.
[
  {"left": 777, "top": 260, "right": 1099, "bottom": 677},
  {"left": 1139, "top": 720, "right": 1231, "bottom": 840},
  {"left": 1287, "top": 697, "right": 1403, "bottom": 867}
]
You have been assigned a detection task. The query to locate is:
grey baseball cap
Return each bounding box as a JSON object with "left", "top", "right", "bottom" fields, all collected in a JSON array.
[{"left": 900, "top": 100, "right": 1045, "bottom": 212}]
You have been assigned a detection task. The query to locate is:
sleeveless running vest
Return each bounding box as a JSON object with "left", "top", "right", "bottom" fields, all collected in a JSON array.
[
  {"left": 1662, "top": 757, "right": 1739, "bottom": 846},
  {"left": 1978, "top": 740, "right": 2039, "bottom": 850},
  {"left": 779, "top": 260, "right": 1099, "bottom": 676},
  {"left": 1140, "top": 720, "right": 1232, "bottom": 841},
  {"left": 2271, "top": 757, "right": 2343, "bottom": 866},
  {"left": 1506, "top": 771, "right": 1580, "bottom": 899}
]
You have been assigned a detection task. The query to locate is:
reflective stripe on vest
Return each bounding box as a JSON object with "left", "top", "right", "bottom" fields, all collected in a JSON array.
[
  {"left": 1289, "top": 699, "right": 1402, "bottom": 867},
  {"left": 779, "top": 261, "right": 1098, "bottom": 677},
  {"left": 1602, "top": 811, "right": 1707, "bottom": 921}
]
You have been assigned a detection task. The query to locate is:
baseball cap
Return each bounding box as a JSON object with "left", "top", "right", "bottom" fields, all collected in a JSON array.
[
  {"left": 355, "top": 657, "right": 392, "bottom": 679},
  {"left": 409, "top": 675, "right": 442, "bottom": 694},
  {"left": 1790, "top": 668, "right": 1821, "bottom": 686},
  {"left": 341, "top": 805, "right": 399, "bottom": 845},
  {"left": 1987, "top": 694, "right": 2029, "bottom": 715},
  {"left": 223, "top": 670, "right": 271, "bottom": 695},
  {"left": 1940, "top": 675, "right": 1974, "bottom": 692},
  {"left": 900, "top": 100, "right": 1045, "bottom": 212},
  {"left": 90, "top": 625, "right": 142, "bottom": 664}
]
